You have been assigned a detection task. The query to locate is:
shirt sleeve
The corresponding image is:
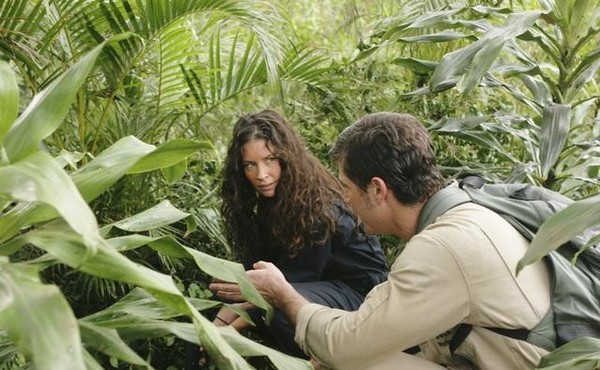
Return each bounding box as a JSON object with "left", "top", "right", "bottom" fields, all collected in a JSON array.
[{"left": 294, "top": 231, "right": 471, "bottom": 369}]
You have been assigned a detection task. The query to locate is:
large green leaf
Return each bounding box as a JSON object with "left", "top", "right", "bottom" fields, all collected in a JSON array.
[
  {"left": 431, "top": 11, "right": 541, "bottom": 93},
  {"left": 539, "top": 104, "right": 571, "bottom": 179},
  {"left": 536, "top": 337, "right": 600, "bottom": 370},
  {"left": 517, "top": 193, "right": 600, "bottom": 271},
  {"left": 127, "top": 139, "right": 213, "bottom": 174},
  {"left": 16, "top": 225, "right": 252, "bottom": 370},
  {"left": 72, "top": 136, "right": 156, "bottom": 202},
  {"left": 3, "top": 40, "right": 108, "bottom": 163},
  {"left": 82, "top": 289, "right": 310, "bottom": 370},
  {"left": 0, "top": 137, "right": 154, "bottom": 244},
  {"left": 0, "top": 61, "right": 18, "bottom": 145},
  {"left": 0, "top": 258, "right": 85, "bottom": 370},
  {"left": 110, "top": 200, "right": 190, "bottom": 232},
  {"left": 0, "top": 152, "right": 101, "bottom": 252},
  {"left": 78, "top": 321, "right": 150, "bottom": 368},
  {"left": 96, "top": 233, "right": 272, "bottom": 321}
]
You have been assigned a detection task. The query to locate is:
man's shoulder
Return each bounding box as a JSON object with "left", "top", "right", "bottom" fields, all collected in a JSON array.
[{"left": 411, "top": 202, "right": 528, "bottom": 256}]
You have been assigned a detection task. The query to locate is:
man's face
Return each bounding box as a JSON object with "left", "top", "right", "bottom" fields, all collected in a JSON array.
[{"left": 338, "top": 166, "right": 378, "bottom": 235}]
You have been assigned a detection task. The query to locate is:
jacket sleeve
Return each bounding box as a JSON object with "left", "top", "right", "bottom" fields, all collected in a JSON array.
[{"left": 294, "top": 230, "right": 471, "bottom": 369}]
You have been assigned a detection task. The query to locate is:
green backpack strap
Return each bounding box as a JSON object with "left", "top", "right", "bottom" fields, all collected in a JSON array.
[{"left": 416, "top": 182, "right": 471, "bottom": 233}]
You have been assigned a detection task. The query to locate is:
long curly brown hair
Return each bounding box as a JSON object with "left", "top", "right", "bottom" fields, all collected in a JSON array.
[{"left": 220, "top": 110, "right": 343, "bottom": 262}]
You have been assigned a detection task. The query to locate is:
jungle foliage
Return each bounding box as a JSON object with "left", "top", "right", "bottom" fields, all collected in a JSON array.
[{"left": 0, "top": 0, "right": 599, "bottom": 369}]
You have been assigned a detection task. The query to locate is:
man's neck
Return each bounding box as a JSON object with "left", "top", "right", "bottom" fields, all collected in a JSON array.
[{"left": 389, "top": 201, "right": 425, "bottom": 240}]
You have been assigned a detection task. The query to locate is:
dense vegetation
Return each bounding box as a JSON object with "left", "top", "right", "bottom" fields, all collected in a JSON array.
[{"left": 0, "top": 1, "right": 599, "bottom": 369}]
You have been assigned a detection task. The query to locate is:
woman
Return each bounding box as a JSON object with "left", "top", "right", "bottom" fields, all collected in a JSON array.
[{"left": 211, "top": 109, "right": 388, "bottom": 357}]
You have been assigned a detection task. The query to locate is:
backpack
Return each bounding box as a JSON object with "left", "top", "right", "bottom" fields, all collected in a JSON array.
[{"left": 417, "top": 175, "right": 600, "bottom": 353}]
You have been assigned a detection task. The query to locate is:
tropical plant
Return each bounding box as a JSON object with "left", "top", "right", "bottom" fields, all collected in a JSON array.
[
  {"left": 0, "top": 39, "right": 312, "bottom": 369},
  {"left": 1, "top": 3, "right": 341, "bottom": 362},
  {"left": 358, "top": 0, "right": 600, "bottom": 198},
  {"left": 352, "top": 1, "right": 600, "bottom": 368}
]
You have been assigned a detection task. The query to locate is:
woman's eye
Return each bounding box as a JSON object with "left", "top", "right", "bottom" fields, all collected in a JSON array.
[{"left": 243, "top": 162, "right": 256, "bottom": 170}]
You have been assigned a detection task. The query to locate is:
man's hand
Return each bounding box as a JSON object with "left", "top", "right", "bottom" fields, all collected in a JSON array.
[
  {"left": 246, "top": 261, "right": 288, "bottom": 304},
  {"left": 246, "top": 261, "right": 310, "bottom": 326},
  {"left": 209, "top": 279, "right": 245, "bottom": 302}
]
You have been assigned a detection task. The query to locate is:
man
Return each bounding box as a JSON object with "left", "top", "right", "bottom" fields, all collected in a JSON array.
[{"left": 226, "top": 112, "right": 551, "bottom": 369}]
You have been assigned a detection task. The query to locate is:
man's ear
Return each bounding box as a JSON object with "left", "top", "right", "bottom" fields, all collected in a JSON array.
[{"left": 369, "top": 177, "right": 388, "bottom": 200}]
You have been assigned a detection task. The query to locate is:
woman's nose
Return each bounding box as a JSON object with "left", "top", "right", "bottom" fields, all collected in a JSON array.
[{"left": 256, "top": 163, "right": 268, "bottom": 179}]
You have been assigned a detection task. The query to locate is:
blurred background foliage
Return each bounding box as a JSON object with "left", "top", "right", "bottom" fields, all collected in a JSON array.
[{"left": 0, "top": 0, "right": 598, "bottom": 369}]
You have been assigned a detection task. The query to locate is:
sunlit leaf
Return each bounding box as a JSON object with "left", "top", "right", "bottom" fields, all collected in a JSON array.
[
  {"left": 127, "top": 139, "right": 213, "bottom": 174},
  {"left": 0, "top": 152, "right": 101, "bottom": 252},
  {"left": 72, "top": 136, "right": 155, "bottom": 202},
  {"left": 518, "top": 194, "right": 600, "bottom": 271},
  {"left": 0, "top": 61, "right": 18, "bottom": 145},
  {"left": 431, "top": 11, "right": 540, "bottom": 93},
  {"left": 0, "top": 258, "right": 85, "bottom": 370},
  {"left": 16, "top": 225, "right": 252, "bottom": 370},
  {"left": 111, "top": 200, "right": 190, "bottom": 232},
  {"left": 102, "top": 233, "right": 272, "bottom": 321},
  {"left": 3, "top": 41, "right": 107, "bottom": 163}
]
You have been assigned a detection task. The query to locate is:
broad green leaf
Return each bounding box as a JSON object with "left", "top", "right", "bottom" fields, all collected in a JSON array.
[
  {"left": 0, "top": 258, "right": 85, "bottom": 370},
  {"left": 161, "top": 159, "right": 187, "bottom": 184},
  {"left": 0, "top": 203, "right": 39, "bottom": 246},
  {"left": 102, "top": 233, "right": 272, "bottom": 321},
  {"left": 430, "top": 117, "right": 518, "bottom": 162},
  {"left": 55, "top": 149, "right": 86, "bottom": 170},
  {"left": 178, "top": 323, "right": 312, "bottom": 370},
  {"left": 383, "top": 31, "right": 473, "bottom": 44},
  {"left": 150, "top": 236, "right": 272, "bottom": 321},
  {"left": 0, "top": 152, "right": 101, "bottom": 252},
  {"left": 86, "top": 303, "right": 311, "bottom": 370},
  {"left": 111, "top": 200, "right": 190, "bottom": 232},
  {"left": 83, "top": 287, "right": 250, "bottom": 332},
  {"left": 84, "top": 288, "right": 217, "bottom": 323},
  {"left": 72, "top": 136, "right": 155, "bottom": 202},
  {"left": 0, "top": 61, "right": 18, "bottom": 144},
  {"left": 0, "top": 71, "right": 153, "bottom": 245},
  {"left": 391, "top": 58, "right": 437, "bottom": 74},
  {"left": 539, "top": 104, "right": 571, "bottom": 179},
  {"left": 517, "top": 193, "right": 600, "bottom": 271},
  {"left": 565, "top": 0, "right": 598, "bottom": 48},
  {"left": 431, "top": 11, "right": 540, "bottom": 93},
  {"left": 429, "top": 116, "right": 489, "bottom": 132},
  {"left": 399, "top": 8, "right": 463, "bottom": 30},
  {"left": 18, "top": 226, "right": 251, "bottom": 370},
  {"left": 565, "top": 56, "right": 600, "bottom": 102},
  {"left": 536, "top": 337, "right": 600, "bottom": 370},
  {"left": 78, "top": 321, "right": 150, "bottom": 368},
  {"left": 457, "top": 37, "right": 504, "bottom": 93},
  {"left": 3, "top": 42, "right": 106, "bottom": 163},
  {"left": 127, "top": 139, "right": 213, "bottom": 174},
  {"left": 88, "top": 310, "right": 311, "bottom": 370}
]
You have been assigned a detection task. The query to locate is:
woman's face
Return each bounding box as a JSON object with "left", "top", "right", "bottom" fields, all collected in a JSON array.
[{"left": 241, "top": 138, "right": 281, "bottom": 198}]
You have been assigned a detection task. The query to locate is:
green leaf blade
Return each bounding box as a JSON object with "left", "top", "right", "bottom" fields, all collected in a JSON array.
[{"left": 0, "top": 61, "right": 19, "bottom": 144}]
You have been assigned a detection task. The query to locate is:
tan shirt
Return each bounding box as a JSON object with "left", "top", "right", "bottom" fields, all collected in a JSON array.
[{"left": 295, "top": 203, "right": 551, "bottom": 370}]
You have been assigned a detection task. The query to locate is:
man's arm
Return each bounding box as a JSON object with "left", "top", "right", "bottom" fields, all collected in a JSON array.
[{"left": 246, "top": 261, "right": 309, "bottom": 326}]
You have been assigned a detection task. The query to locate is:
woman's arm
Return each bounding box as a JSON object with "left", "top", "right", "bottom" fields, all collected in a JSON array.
[{"left": 212, "top": 306, "right": 252, "bottom": 331}]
